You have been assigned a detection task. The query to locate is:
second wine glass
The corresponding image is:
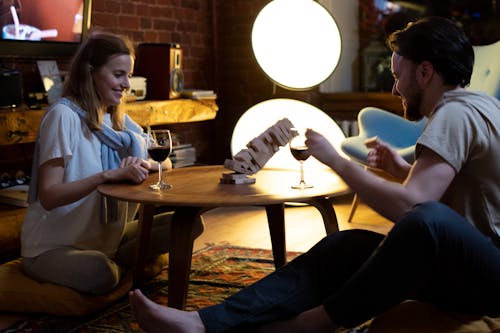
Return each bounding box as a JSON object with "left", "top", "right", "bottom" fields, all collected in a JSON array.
[
  {"left": 289, "top": 131, "right": 313, "bottom": 189},
  {"left": 147, "top": 129, "right": 173, "bottom": 191}
]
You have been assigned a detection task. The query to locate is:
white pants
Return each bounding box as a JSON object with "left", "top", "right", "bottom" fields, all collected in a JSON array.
[{"left": 23, "top": 212, "right": 204, "bottom": 294}]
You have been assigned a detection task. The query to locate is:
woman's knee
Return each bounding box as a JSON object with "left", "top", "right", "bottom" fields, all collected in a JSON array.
[
  {"left": 22, "top": 249, "right": 122, "bottom": 294},
  {"left": 84, "top": 256, "right": 122, "bottom": 294}
]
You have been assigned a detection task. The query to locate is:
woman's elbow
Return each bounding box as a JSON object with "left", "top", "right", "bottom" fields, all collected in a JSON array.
[{"left": 38, "top": 191, "right": 60, "bottom": 211}]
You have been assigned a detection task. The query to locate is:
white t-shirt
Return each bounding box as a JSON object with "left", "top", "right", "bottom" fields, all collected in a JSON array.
[
  {"left": 417, "top": 89, "right": 500, "bottom": 245},
  {"left": 21, "top": 103, "right": 130, "bottom": 258}
]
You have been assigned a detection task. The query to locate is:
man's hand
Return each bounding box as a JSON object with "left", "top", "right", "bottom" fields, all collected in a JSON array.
[
  {"left": 365, "top": 137, "right": 411, "bottom": 180},
  {"left": 305, "top": 128, "right": 342, "bottom": 169}
]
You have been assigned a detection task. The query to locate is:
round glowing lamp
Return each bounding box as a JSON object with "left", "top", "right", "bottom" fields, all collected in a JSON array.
[
  {"left": 231, "top": 98, "right": 347, "bottom": 170},
  {"left": 251, "top": 0, "right": 342, "bottom": 90}
]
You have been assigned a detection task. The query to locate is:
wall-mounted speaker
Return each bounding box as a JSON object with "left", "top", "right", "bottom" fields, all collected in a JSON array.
[
  {"left": 134, "top": 43, "right": 184, "bottom": 100},
  {"left": 0, "top": 69, "right": 23, "bottom": 108}
]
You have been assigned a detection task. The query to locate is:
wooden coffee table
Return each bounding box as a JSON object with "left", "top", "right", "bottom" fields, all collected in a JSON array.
[{"left": 98, "top": 165, "right": 350, "bottom": 309}]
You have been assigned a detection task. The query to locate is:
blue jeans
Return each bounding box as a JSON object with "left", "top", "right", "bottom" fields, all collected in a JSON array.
[{"left": 198, "top": 202, "right": 500, "bottom": 332}]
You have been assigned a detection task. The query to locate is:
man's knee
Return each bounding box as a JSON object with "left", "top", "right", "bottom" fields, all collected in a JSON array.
[
  {"left": 394, "top": 201, "right": 466, "bottom": 242},
  {"left": 411, "top": 201, "right": 459, "bottom": 219}
]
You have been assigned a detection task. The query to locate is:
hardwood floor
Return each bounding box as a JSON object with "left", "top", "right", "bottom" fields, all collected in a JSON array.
[
  {"left": 0, "top": 193, "right": 392, "bottom": 330},
  {"left": 194, "top": 193, "right": 392, "bottom": 252}
]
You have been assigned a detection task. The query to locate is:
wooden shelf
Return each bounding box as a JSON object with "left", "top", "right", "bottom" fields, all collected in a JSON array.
[
  {"left": 0, "top": 99, "right": 218, "bottom": 145},
  {"left": 118, "top": 98, "right": 218, "bottom": 127},
  {"left": 317, "top": 92, "right": 403, "bottom": 121},
  {"left": 0, "top": 107, "right": 45, "bottom": 146}
]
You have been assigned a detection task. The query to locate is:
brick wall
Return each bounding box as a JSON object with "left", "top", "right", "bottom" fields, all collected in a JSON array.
[
  {"left": 91, "top": 0, "right": 214, "bottom": 90},
  {"left": 0, "top": 0, "right": 319, "bottom": 169}
]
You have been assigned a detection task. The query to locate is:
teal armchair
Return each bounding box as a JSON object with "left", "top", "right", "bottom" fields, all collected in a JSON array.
[{"left": 340, "top": 107, "right": 426, "bottom": 165}]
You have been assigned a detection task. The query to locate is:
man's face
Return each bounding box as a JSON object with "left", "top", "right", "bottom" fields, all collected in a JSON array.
[{"left": 391, "top": 53, "right": 424, "bottom": 121}]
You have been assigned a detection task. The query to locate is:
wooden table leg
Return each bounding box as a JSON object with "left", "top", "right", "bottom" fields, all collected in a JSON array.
[
  {"left": 265, "top": 203, "right": 286, "bottom": 269},
  {"left": 134, "top": 203, "right": 155, "bottom": 285},
  {"left": 308, "top": 197, "right": 339, "bottom": 234},
  {"left": 168, "top": 207, "right": 201, "bottom": 309}
]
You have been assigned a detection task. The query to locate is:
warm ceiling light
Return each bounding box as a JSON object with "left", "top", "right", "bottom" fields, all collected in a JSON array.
[{"left": 251, "top": 0, "right": 342, "bottom": 90}]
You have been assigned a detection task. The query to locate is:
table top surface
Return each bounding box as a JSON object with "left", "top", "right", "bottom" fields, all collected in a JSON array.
[{"left": 98, "top": 165, "right": 350, "bottom": 207}]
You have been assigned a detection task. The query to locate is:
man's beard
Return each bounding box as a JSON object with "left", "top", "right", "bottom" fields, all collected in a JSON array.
[{"left": 403, "top": 88, "right": 424, "bottom": 121}]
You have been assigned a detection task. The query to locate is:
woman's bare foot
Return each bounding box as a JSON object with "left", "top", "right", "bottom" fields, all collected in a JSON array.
[{"left": 129, "top": 289, "right": 206, "bottom": 333}]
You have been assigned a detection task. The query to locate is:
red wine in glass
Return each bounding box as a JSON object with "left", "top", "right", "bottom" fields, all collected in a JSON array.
[
  {"left": 289, "top": 133, "right": 313, "bottom": 189},
  {"left": 147, "top": 129, "right": 172, "bottom": 190},
  {"left": 290, "top": 146, "right": 311, "bottom": 161},
  {"left": 148, "top": 147, "right": 171, "bottom": 163}
]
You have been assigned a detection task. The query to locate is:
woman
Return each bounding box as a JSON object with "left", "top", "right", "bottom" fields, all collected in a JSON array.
[{"left": 21, "top": 31, "right": 203, "bottom": 294}]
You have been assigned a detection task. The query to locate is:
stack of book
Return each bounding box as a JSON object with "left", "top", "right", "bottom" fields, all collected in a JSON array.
[
  {"left": 171, "top": 144, "right": 197, "bottom": 168},
  {"left": 0, "top": 185, "right": 29, "bottom": 207},
  {"left": 181, "top": 89, "right": 217, "bottom": 100}
]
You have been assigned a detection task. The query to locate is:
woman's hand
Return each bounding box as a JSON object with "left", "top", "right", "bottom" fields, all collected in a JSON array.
[
  {"left": 105, "top": 157, "right": 150, "bottom": 184},
  {"left": 102, "top": 164, "right": 148, "bottom": 184},
  {"left": 365, "top": 137, "right": 411, "bottom": 180},
  {"left": 38, "top": 156, "right": 150, "bottom": 211},
  {"left": 120, "top": 156, "right": 152, "bottom": 169},
  {"left": 145, "top": 157, "right": 172, "bottom": 172}
]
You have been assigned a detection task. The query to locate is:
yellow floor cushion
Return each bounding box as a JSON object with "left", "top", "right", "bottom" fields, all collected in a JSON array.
[
  {"left": 368, "top": 300, "right": 500, "bottom": 333},
  {"left": 0, "top": 258, "right": 133, "bottom": 316}
]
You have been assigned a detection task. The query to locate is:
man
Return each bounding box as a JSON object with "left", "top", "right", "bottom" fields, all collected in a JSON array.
[{"left": 129, "top": 17, "right": 500, "bottom": 333}]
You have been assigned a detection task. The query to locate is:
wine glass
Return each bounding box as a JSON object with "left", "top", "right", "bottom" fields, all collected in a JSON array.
[
  {"left": 147, "top": 129, "right": 173, "bottom": 191},
  {"left": 289, "top": 130, "right": 313, "bottom": 189}
]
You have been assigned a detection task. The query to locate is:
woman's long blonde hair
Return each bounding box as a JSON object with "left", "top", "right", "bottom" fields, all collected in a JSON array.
[{"left": 63, "top": 31, "right": 135, "bottom": 131}]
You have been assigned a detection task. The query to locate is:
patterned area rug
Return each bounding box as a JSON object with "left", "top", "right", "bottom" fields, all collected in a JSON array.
[
  {"left": 1, "top": 245, "right": 303, "bottom": 333},
  {"left": 2, "top": 245, "right": 370, "bottom": 333}
]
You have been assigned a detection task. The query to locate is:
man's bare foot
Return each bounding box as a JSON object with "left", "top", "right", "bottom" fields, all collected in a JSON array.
[{"left": 129, "top": 289, "right": 206, "bottom": 333}]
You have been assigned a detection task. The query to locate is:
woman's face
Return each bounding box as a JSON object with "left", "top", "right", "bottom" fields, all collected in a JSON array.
[{"left": 92, "top": 54, "right": 133, "bottom": 107}]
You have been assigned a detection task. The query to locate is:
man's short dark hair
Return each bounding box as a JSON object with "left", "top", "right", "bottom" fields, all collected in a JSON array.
[{"left": 387, "top": 16, "right": 474, "bottom": 87}]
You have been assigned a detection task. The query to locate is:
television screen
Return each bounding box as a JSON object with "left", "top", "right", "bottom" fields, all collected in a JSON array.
[
  {"left": 1, "top": 0, "right": 85, "bottom": 42},
  {"left": 0, "top": 0, "right": 91, "bottom": 58}
]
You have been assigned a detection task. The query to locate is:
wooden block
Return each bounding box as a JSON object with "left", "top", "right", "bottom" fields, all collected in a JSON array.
[
  {"left": 233, "top": 151, "right": 259, "bottom": 173},
  {"left": 219, "top": 176, "right": 256, "bottom": 184},
  {"left": 224, "top": 159, "right": 254, "bottom": 175},
  {"left": 269, "top": 143, "right": 280, "bottom": 153},
  {"left": 246, "top": 146, "right": 270, "bottom": 168},
  {"left": 276, "top": 119, "right": 297, "bottom": 142},
  {"left": 268, "top": 126, "right": 288, "bottom": 146},
  {"left": 248, "top": 138, "right": 270, "bottom": 154},
  {"left": 225, "top": 117, "right": 298, "bottom": 174},
  {"left": 221, "top": 172, "right": 247, "bottom": 180},
  {"left": 278, "top": 124, "right": 297, "bottom": 141},
  {"left": 247, "top": 137, "right": 275, "bottom": 168},
  {"left": 234, "top": 150, "right": 253, "bottom": 164},
  {"left": 258, "top": 131, "right": 275, "bottom": 145},
  {"left": 278, "top": 118, "right": 295, "bottom": 131}
]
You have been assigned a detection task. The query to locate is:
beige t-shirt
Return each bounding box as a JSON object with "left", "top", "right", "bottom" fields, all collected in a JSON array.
[{"left": 417, "top": 89, "right": 500, "bottom": 245}]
